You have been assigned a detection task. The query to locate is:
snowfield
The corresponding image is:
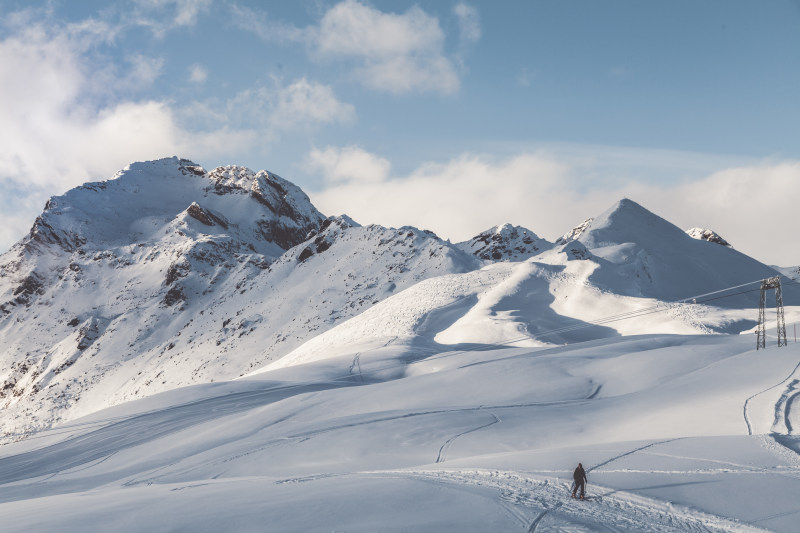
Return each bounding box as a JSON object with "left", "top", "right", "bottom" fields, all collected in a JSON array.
[
  {"left": 1, "top": 334, "right": 800, "bottom": 531},
  {"left": 1, "top": 157, "right": 799, "bottom": 531}
]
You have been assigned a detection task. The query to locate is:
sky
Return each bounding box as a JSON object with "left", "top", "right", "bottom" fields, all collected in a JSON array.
[{"left": 0, "top": 0, "right": 798, "bottom": 265}]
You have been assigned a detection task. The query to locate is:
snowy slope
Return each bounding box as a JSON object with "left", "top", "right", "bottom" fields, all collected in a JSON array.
[{"left": 0, "top": 334, "right": 799, "bottom": 531}]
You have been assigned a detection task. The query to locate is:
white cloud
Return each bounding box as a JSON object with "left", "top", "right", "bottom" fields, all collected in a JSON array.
[
  {"left": 311, "top": 151, "right": 571, "bottom": 244},
  {"left": 125, "top": 54, "right": 165, "bottom": 88},
  {"left": 307, "top": 146, "right": 390, "bottom": 184},
  {"left": 315, "top": 1, "right": 442, "bottom": 58},
  {"left": 310, "top": 147, "right": 800, "bottom": 266},
  {"left": 453, "top": 4, "right": 481, "bottom": 44},
  {"left": 189, "top": 63, "right": 208, "bottom": 84},
  {"left": 232, "top": 1, "right": 461, "bottom": 95},
  {"left": 313, "top": 0, "right": 459, "bottom": 94},
  {"left": 270, "top": 78, "right": 355, "bottom": 128}
]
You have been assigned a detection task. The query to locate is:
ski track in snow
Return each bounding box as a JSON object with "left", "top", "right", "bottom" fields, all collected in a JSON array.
[
  {"left": 435, "top": 410, "right": 500, "bottom": 463},
  {"left": 587, "top": 438, "right": 685, "bottom": 473},
  {"left": 743, "top": 358, "right": 800, "bottom": 436},
  {"left": 383, "top": 469, "right": 768, "bottom": 533},
  {"left": 774, "top": 380, "right": 800, "bottom": 434}
]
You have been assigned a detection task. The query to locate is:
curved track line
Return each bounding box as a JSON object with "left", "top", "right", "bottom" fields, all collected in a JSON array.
[
  {"left": 436, "top": 411, "right": 500, "bottom": 463},
  {"left": 743, "top": 359, "right": 800, "bottom": 436},
  {"left": 588, "top": 438, "right": 682, "bottom": 474}
]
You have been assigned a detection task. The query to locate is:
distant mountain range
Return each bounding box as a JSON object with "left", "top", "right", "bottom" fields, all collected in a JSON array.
[{"left": 0, "top": 157, "right": 785, "bottom": 438}]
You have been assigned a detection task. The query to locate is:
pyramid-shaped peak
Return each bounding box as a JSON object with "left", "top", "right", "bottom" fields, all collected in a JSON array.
[{"left": 578, "top": 198, "right": 687, "bottom": 249}]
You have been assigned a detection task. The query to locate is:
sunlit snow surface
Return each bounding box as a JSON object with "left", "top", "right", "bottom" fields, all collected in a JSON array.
[{"left": 1, "top": 334, "right": 800, "bottom": 532}]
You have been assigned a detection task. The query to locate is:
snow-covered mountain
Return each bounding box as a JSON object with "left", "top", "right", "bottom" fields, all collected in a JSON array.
[
  {"left": 0, "top": 159, "right": 798, "bottom": 532},
  {"left": 0, "top": 160, "right": 786, "bottom": 439},
  {"left": 575, "top": 199, "right": 778, "bottom": 304},
  {"left": 0, "top": 158, "right": 477, "bottom": 436}
]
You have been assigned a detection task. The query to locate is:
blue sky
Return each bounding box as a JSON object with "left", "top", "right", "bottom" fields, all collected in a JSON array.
[{"left": 0, "top": 0, "right": 798, "bottom": 264}]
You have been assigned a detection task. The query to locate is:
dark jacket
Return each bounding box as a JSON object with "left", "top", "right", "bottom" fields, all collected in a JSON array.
[{"left": 573, "top": 465, "right": 587, "bottom": 483}]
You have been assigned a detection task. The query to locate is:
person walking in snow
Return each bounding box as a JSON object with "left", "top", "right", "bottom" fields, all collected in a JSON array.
[{"left": 572, "top": 462, "right": 587, "bottom": 499}]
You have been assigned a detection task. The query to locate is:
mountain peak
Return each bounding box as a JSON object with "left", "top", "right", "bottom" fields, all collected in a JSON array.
[
  {"left": 577, "top": 198, "right": 687, "bottom": 249},
  {"left": 457, "top": 224, "right": 550, "bottom": 261}
]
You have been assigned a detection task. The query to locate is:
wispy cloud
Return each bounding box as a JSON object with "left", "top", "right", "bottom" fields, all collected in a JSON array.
[
  {"left": 228, "top": 4, "right": 304, "bottom": 43},
  {"left": 188, "top": 63, "right": 208, "bottom": 84},
  {"left": 271, "top": 78, "right": 355, "bottom": 128},
  {"left": 516, "top": 67, "right": 536, "bottom": 87},
  {"left": 454, "top": 3, "right": 481, "bottom": 44},
  {"left": 132, "top": 0, "right": 213, "bottom": 37}
]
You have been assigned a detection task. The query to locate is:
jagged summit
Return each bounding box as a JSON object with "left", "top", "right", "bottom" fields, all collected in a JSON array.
[
  {"left": 20, "top": 157, "right": 324, "bottom": 257},
  {"left": 457, "top": 223, "right": 551, "bottom": 261},
  {"left": 686, "top": 227, "right": 731, "bottom": 247}
]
